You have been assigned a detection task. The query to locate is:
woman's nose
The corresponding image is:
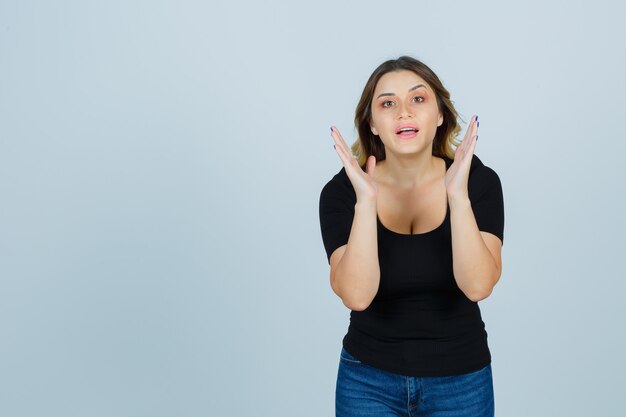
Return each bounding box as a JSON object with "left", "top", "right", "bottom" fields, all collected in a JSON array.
[{"left": 398, "top": 105, "right": 413, "bottom": 118}]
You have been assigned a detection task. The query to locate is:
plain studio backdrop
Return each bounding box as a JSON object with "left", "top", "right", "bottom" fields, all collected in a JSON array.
[{"left": 1, "top": 1, "right": 625, "bottom": 416}]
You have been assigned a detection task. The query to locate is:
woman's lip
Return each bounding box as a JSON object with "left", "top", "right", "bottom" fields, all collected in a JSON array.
[
  {"left": 396, "top": 130, "right": 418, "bottom": 139},
  {"left": 396, "top": 124, "right": 419, "bottom": 133}
]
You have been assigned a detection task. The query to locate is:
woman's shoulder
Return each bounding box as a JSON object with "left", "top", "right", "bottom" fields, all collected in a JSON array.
[
  {"left": 469, "top": 154, "right": 500, "bottom": 178},
  {"left": 442, "top": 153, "right": 491, "bottom": 174},
  {"left": 320, "top": 167, "right": 357, "bottom": 201},
  {"left": 467, "top": 154, "right": 503, "bottom": 196},
  {"left": 327, "top": 166, "right": 352, "bottom": 187}
]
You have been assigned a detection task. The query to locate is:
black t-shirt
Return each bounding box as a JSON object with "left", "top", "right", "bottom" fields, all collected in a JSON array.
[{"left": 318, "top": 154, "right": 505, "bottom": 377}]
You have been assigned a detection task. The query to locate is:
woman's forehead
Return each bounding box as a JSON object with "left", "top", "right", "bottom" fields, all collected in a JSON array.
[{"left": 375, "top": 70, "right": 431, "bottom": 95}]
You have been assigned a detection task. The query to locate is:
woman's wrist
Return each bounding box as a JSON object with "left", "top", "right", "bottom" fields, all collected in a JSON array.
[
  {"left": 447, "top": 193, "right": 471, "bottom": 210},
  {"left": 355, "top": 198, "right": 377, "bottom": 212}
]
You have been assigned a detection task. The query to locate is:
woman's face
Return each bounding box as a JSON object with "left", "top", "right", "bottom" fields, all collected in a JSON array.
[{"left": 369, "top": 70, "right": 443, "bottom": 157}]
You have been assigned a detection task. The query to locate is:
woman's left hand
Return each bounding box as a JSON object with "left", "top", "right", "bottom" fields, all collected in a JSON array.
[{"left": 445, "top": 114, "right": 479, "bottom": 201}]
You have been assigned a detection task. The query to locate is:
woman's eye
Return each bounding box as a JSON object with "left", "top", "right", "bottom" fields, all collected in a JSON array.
[{"left": 382, "top": 96, "right": 424, "bottom": 108}]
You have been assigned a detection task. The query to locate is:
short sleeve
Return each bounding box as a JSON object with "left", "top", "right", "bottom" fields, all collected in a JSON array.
[
  {"left": 468, "top": 166, "right": 505, "bottom": 246},
  {"left": 319, "top": 171, "right": 356, "bottom": 264}
]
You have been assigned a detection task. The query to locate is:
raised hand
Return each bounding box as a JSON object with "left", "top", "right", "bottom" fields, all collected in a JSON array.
[
  {"left": 330, "top": 126, "right": 379, "bottom": 204},
  {"left": 445, "top": 114, "right": 479, "bottom": 201}
]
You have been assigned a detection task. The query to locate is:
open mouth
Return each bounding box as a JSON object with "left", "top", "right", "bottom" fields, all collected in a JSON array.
[{"left": 396, "top": 128, "right": 419, "bottom": 138}]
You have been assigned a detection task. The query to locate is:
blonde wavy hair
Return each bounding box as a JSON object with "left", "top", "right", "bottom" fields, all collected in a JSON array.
[{"left": 351, "top": 56, "right": 464, "bottom": 168}]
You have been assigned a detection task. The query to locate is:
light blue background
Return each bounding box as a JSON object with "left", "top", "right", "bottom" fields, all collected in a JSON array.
[{"left": 1, "top": 1, "right": 625, "bottom": 416}]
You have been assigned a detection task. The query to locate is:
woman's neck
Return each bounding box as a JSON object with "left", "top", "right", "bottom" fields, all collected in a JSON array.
[{"left": 376, "top": 152, "right": 444, "bottom": 189}]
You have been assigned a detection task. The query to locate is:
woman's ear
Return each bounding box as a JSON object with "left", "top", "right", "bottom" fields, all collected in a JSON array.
[{"left": 437, "top": 112, "right": 443, "bottom": 127}]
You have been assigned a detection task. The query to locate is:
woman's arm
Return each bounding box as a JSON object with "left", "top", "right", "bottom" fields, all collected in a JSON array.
[
  {"left": 326, "top": 126, "right": 381, "bottom": 311},
  {"left": 448, "top": 196, "right": 502, "bottom": 302},
  {"left": 330, "top": 199, "right": 380, "bottom": 311},
  {"left": 443, "top": 116, "right": 503, "bottom": 302}
]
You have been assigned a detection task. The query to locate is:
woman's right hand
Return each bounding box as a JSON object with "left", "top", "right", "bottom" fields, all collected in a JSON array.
[{"left": 330, "top": 126, "right": 379, "bottom": 204}]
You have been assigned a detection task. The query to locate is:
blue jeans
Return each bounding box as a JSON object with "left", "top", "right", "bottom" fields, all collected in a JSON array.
[{"left": 336, "top": 346, "right": 494, "bottom": 417}]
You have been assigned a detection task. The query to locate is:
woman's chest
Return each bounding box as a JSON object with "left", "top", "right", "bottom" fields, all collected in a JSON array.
[
  {"left": 375, "top": 221, "right": 457, "bottom": 297},
  {"left": 376, "top": 177, "right": 448, "bottom": 236}
]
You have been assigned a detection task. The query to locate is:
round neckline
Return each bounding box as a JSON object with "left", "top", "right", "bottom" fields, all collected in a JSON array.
[
  {"left": 377, "top": 200, "right": 449, "bottom": 237},
  {"left": 376, "top": 155, "right": 451, "bottom": 237}
]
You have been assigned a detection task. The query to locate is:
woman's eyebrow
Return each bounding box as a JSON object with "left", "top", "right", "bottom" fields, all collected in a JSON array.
[{"left": 376, "top": 84, "right": 426, "bottom": 99}]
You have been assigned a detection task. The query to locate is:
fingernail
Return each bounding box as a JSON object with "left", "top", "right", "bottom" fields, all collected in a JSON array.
[
  {"left": 476, "top": 135, "right": 479, "bottom": 141},
  {"left": 334, "top": 144, "right": 336, "bottom": 149},
  {"left": 330, "top": 127, "right": 333, "bottom": 132},
  {"left": 476, "top": 115, "right": 479, "bottom": 121},
  {"left": 477, "top": 121, "right": 479, "bottom": 127}
]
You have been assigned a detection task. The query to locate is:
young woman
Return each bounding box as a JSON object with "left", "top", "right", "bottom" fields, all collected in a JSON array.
[{"left": 319, "top": 56, "right": 504, "bottom": 416}]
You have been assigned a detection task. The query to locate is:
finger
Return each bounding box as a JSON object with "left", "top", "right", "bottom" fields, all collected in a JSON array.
[
  {"left": 331, "top": 126, "right": 358, "bottom": 168},
  {"left": 459, "top": 131, "right": 469, "bottom": 154},
  {"left": 465, "top": 132, "right": 476, "bottom": 154},
  {"left": 459, "top": 138, "right": 467, "bottom": 156},
  {"left": 472, "top": 116, "right": 479, "bottom": 143},
  {"left": 469, "top": 114, "right": 477, "bottom": 129},
  {"left": 333, "top": 139, "right": 351, "bottom": 167},
  {"left": 331, "top": 126, "right": 349, "bottom": 151},
  {"left": 460, "top": 131, "right": 473, "bottom": 156},
  {"left": 466, "top": 114, "right": 478, "bottom": 137},
  {"left": 331, "top": 127, "right": 358, "bottom": 164},
  {"left": 463, "top": 134, "right": 477, "bottom": 158},
  {"left": 464, "top": 117, "right": 478, "bottom": 151},
  {"left": 461, "top": 119, "right": 474, "bottom": 144},
  {"left": 330, "top": 126, "right": 349, "bottom": 158},
  {"left": 467, "top": 123, "right": 476, "bottom": 150},
  {"left": 365, "top": 155, "right": 376, "bottom": 176},
  {"left": 470, "top": 134, "right": 478, "bottom": 153}
]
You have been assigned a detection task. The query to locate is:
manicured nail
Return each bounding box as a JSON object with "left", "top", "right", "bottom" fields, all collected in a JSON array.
[
  {"left": 476, "top": 135, "right": 479, "bottom": 141},
  {"left": 477, "top": 121, "right": 479, "bottom": 127},
  {"left": 330, "top": 127, "right": 333, "bottom": 132},
  {"left": 334, "top": 144, "right": 336, "bottom": 149}
]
